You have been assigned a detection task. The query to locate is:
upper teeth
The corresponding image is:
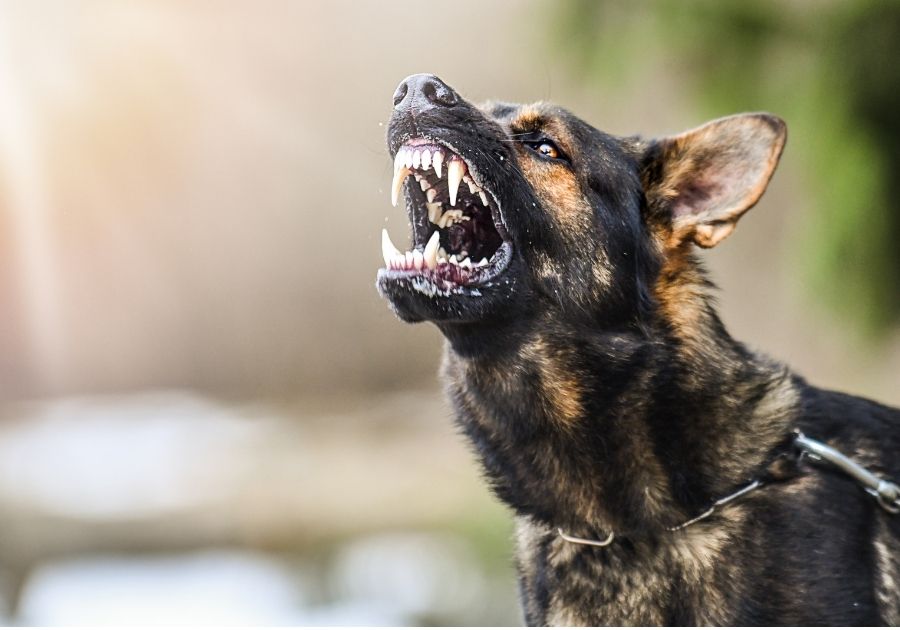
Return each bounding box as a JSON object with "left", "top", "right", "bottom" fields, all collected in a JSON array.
[
  {"left": 390, "top": 145, "right": 488, "bottom": 208},
  {"left": 432, "top": 151, "right": 443, "bottom": 178},
  {"left": 391, "top": 152, "right": 410, "bottom": 207},
  {"left": 447, "top": 158, "right": 465, "bottom": 207},
  {"left": 392, "top": 147, "right": 446, "bottom": 207}
]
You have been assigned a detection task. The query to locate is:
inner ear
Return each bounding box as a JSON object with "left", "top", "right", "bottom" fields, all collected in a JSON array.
[{"left": 643, "top": 113, "right": 787, "bottom": 248}]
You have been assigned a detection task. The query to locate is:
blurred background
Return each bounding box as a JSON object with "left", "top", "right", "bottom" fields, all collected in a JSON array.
[{"left": 0, "top": 0, "right": 897, "bottom": 624}]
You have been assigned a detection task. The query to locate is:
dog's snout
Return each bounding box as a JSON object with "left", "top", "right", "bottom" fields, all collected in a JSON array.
[{"left": 393, "top": 74, "right": 458, "bottom": 110}]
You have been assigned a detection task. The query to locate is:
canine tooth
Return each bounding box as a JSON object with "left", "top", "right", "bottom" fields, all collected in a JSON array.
[
  {"left": 412, "top": 249, "right": 424, "bottom": 270},
  {"left": 391, "top": 151, "right": 411, "bottom": 207},
  {"left": 427, "top": 202, "right": 442, "bottom": 224},
  {"left": 423, "top": 231, "right": 440, "bottom": 269},
  {"left": 391, "top": 167, "right": 409, "bottom": 207},
  {"left": 447, "top": 159, "right": 465, "bottom": 207},
  {"left": 479, "top": 191, "right": 489, "bottom": 206},
  {"left": 426, "top": 188, "right": 437, "bottom": 203},
  {"left": 432, "top": 151, "right": 443, "bottom": 178},
  {"left": 421, "top": 149, "right": 431, "bottom": 170},
  {"left": 382, "top": 228, "right": 402, "bottom": 266},
  {"left": 419, "top": 178, "right": 430, "bottom": 191},
  {"left": 412, "top": 150, "right": 421, "bottom": 169}
]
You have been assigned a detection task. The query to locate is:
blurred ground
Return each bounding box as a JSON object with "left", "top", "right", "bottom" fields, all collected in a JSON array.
[
  {"left": 0, "top": 390, "right": 518, "bottom": 624},
  {"left": 0, "top": 0, "right": 897, "bottom": 625}
]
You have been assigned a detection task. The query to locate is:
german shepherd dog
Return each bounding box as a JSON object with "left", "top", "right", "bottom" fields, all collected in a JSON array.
[{"left": 376, "top": 74, "right": 900, "bottom": 625}]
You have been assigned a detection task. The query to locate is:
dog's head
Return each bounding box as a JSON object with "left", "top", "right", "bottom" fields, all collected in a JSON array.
[{"left": 376, "top": 74, "right": 786, "bottom": 343}]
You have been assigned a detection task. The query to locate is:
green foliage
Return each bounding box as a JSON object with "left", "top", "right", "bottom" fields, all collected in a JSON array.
[{"left": 551, "top": 0, "right": 900, "bottom": 338}]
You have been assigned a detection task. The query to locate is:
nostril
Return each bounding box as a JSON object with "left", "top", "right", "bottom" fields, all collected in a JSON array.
[
  {"left": 424, "top": 78, "right": 457, "bottom": 107},
  {"left": 422, "top": 81, "right": 437, "bottom": 103},
  {"left": 392, "top": 82, "right": 409, "bottom": 108}
]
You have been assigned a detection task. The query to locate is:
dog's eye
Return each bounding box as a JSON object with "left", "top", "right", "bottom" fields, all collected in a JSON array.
[{"left": 525, "top": 140, "right": 564, "bottom": 161}]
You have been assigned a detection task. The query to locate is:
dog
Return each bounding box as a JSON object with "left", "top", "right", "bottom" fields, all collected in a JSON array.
[{"left": 376, "top": 74, "right": 900, "bottom": 625}]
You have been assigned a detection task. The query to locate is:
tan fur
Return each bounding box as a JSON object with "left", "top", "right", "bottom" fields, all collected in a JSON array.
[
  {"left": 519, "top": 504, "right": 753, "bottom": 626},
  {"left": 874, "top": 516, "right": 900, "bottom": 624},
  {"left": 519, "top": 333, "right": 675, "bottom": 526},
  {"left": 714, "top": 367, "right": 800, "bottom": 481},
  {"left": 448, "top": 335, "right": 676, "bottom": 532},
  {"left": 649, "top": 114, "right": 786, "bottom": 248},
  {"left": 511, "top": 105, "right": 546, "bottom": 131},
  {"left": 652, "top": 245, "right": 712, "bottom": 345},
  {"left": 521, "top": 336, "right": 583, "bottom": 429},
  {"left": 513, "top": 105, "right": 614, "bottom": 299}
]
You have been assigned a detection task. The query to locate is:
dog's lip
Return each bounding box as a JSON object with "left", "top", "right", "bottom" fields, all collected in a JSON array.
[{"left": 379, "top": 133, "right": 513, "bottom": 295}]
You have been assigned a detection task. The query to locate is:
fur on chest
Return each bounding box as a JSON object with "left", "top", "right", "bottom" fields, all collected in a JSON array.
[{"left": 514, "top": 514, "right": 748, "bottom": 626}]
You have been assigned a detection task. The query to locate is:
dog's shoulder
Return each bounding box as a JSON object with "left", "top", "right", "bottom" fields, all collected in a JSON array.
[
  {"left": 789, "top": 382, "right": 900, "bottom": 626},
  {"left": 796, "top": 382, "right": 900, "bottom": 477}
]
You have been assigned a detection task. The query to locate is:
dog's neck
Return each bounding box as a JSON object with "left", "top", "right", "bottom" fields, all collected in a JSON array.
[{"left": 440, "top": 263, "right": 800, "bottom": 536}]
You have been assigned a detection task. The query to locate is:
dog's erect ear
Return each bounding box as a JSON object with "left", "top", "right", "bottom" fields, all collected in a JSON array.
[{"left": 642, "top": 113, "right": 786, "bottom": 248}]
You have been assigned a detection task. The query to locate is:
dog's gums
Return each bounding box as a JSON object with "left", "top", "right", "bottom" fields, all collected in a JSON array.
[{"left": 380, "top": 140, "right": 511, "bottom": 292}]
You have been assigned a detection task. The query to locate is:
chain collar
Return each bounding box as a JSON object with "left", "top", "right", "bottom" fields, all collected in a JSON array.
[
  {"left": 794, "top": 431, "right": 899, "bottom": 514},
  {"left": 558, "top": 430, "right": 899, "bottom": 548},
  {"left": 557, "top": 478, "right": 763, "bottom": 548}
]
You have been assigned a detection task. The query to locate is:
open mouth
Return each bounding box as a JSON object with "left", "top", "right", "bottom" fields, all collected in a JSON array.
[{"left": 380, "top": 139, "right": 512, "bottom": 293}]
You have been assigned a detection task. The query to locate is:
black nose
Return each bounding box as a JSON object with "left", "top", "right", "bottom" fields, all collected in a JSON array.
[{"left": 393, "top": 74, "right": 458, "bottom": 110}]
